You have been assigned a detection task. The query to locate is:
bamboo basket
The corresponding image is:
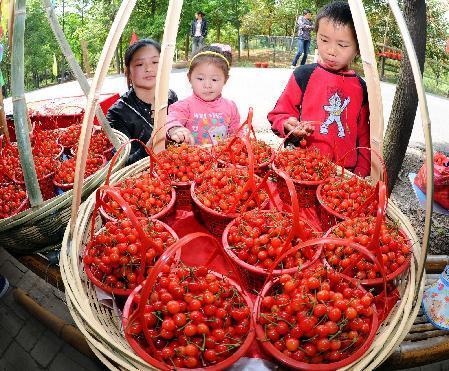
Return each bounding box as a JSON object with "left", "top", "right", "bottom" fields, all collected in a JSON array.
[
  {"left": 0, "top": 129, "right": 129, "bottom": 254},
  {"left": 60, "top": 0, "right": 433, "bottom": 369}
]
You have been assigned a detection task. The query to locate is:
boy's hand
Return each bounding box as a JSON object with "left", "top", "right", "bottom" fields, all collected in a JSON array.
[
  {"left": 283, "top": 117, "right": 315, "bottom": 137},
  {"left": 167, "top": 126, "right": 195, "bottom": 145}
]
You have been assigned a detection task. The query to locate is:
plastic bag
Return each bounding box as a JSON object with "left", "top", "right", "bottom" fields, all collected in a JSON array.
[{"left": 414, "top": 152, "right": 449, "bottom": 210}]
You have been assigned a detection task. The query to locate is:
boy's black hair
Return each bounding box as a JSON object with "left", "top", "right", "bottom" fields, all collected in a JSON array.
[
  {"left": 124, "top": 38, "right": 161, "bottom": 88},
  {"left": 314, "top": 1, "right": 358, "bottom": 50},
  {"left": 303, "top": 9, "right": 311, "bottom": 15},
  {"left": 196, "top": 11, "right": 205, "bottom": 17}
]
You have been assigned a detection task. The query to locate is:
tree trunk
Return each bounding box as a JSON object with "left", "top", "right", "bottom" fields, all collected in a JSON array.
[
  {"left": 217, "top": 23, "right": 221, "bottom": 42},
  {"left": 114, "top": 47, "right": 120, "bottom": 74},
  {"left": 383, "top": 0, "right": 426, "bottom": 195}
]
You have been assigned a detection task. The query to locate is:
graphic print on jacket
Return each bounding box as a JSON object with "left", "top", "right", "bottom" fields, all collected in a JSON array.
[{"left": 320, "top": 91, "right": 351, "bottom": 138}]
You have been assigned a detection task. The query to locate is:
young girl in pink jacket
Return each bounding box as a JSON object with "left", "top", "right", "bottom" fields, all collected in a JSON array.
[{"left": 166, "top": 45, "right": 240, "bottom": 145}]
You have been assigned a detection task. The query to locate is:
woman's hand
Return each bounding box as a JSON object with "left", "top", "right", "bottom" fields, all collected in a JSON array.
[
  {"left": 167, "top": 126, "right": 195, "bottom": 145},
  {"left": 283, "top": 117, "right": 315, "bottom": 137}
]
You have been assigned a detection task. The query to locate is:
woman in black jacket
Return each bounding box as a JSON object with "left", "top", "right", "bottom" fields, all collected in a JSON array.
[{"left": 107, "top": 39, "right": 178, "bottom": 165}]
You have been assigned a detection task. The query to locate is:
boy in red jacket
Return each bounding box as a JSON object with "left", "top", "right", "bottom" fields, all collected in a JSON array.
[{"left": 268, "top": 1, "right": 370, "bottom": 177}]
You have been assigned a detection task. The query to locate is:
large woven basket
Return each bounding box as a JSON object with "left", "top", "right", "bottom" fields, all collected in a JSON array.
[
  {"left": 60, "top": 0, "right": 434, "bottom": 369},
  {"left": 0, "top": 129, "right": 130, "bottom": 254}
]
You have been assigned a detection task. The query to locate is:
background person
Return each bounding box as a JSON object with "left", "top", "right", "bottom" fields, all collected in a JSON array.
[
  {"left": 191, "top": 12, "right": 208, "bottom": 54},
  {"left": 291, "top": 9, "right": 314, "bottom": 68}
]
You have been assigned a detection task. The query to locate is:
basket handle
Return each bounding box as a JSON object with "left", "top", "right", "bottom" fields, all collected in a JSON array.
[
  {"left": 104, "top": 138, "right": 160, "bottom": 186},
  {"left": 337, "top": 145, "right": 388, "bottom": 184},
  {"left": 276, "top": 169, "right": 307, "bottom": 243},
  {"left": 227, "top": 136, "right": 259, "bottom": 213},
  {"left": 92, "top": 185, "right": 164, "bottom": 283}
]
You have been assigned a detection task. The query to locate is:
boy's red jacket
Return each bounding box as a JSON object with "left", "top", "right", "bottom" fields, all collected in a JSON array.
[{"left": 268, "top": 63, "right": 371, "bottom": 177}]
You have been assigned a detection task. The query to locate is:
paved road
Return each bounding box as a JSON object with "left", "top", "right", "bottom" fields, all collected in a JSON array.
[{"left": 4, "top": 67, "right": 448, "bottom": 146}]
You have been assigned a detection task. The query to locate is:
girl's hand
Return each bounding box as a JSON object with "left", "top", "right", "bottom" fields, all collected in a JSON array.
[
  {"left": 284, "top": 117, "right": 315, "bottom": 137},
  {"left": 167, "top": 126, "right": 195, "bottom": 145}
]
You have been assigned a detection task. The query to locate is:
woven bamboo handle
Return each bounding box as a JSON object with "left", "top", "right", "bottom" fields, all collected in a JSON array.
[
  {"left": 69, "top": 0, "right": 137, "bottom": 235},
  {"left": 387, "top": 0, "right": 433, "bottom": 294},
  {"left": 151, "top": 0, "right": 183, "bottom": 153},
  {"left": 348, "top": 0, "right": 384, "bottom": 182}
]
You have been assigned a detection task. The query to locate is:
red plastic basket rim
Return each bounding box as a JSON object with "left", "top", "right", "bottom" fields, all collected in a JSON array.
[
  {"left": 122, "top": 269, "right": 256, "bottom": 370},
  {"left": 222, "top": 210, "right": 322, "bottom": 277},
  {"left": 323, "top": 216, "right": 412, "bottom": 285},
  {"left": 316, "top": 183, "right": 349, "bottom": 221},
  {"left": 83, "top": 218, "right": 179, "bottom": 296},
  {"left": 255, "top": 275, "right": 379, "bottom": 370},
  {"left": 53, "top": 154, "right": 107, "bottom": 190},
  {"left": 99, "top": 187, "right": 176, "bottom": 223},
  {"left": 272, "top": 161, "right": 329, "bottom": 186}
]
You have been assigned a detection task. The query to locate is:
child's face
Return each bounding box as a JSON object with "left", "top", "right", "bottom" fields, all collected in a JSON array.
[
  {"left": 316, "top": 18, "right": 358, "bottom": 71},
  {"left": 128, "top": 45, "right": 160, "bottom": 91},
  {"left": 189, "top": 63, "right": 227, "bottom": 102}
]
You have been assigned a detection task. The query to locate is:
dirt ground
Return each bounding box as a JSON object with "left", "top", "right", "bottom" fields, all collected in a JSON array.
[{"left": 390, "top": 143, "right": 449, "bottom": 255}]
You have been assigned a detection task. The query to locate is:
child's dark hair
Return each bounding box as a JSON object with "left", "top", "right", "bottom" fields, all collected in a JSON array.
[
  {"left": 124, "top": 38, "right": 161, "bottom": 88},
  {"left": 315, "top": 1, "right": 359, "bottom": 50},
  {"left": 188, "top": 45, "right": 232, "bottom": 80},
  {"left": 303, "top": 9, "right": 311, "bottom": 15}
]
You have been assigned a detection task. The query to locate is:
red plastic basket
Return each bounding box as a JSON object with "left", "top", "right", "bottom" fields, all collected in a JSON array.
[
  {"left": 122, "top": 232, "right": 255, "bottom": 370},
  {"left": 317, "top": 146, "right": 388, "bottom": 229},
  {"left": 190, "top": 169, "right": 269, "bottom": 236},
  {"left": 272, "top": 160, "right": 329, "bottom": 208},
  {"left": 99, "top": 139, "right": 176, "bottom": 223},
  {"left": 13, "top": 171, "right": 56, "bottom": 201},
  {"left": 222, "top": 170, "right": 321, "bottom": 291},
  {"left": 53, "top": 154, "right": 106, "bottom": 191},
  {"left": 84, "top": 186, "right": 179, "bottom": 296},
  {"left": 322, "top": 182, "right": 411, "bottom": 286},
  {"left": 255, "top": 239, "right": 383, "bottom": 370},
  {"left": 222, "top": 211, "right": 320, "bottom": 292}
]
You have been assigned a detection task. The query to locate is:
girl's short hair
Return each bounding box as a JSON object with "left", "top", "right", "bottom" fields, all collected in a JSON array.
[
  {"left": 315, "top": 1, "right": 359, "bottom": 50},
  {"left": 188, "top": 45, "right": 232, "bottom": 79},
  {"left": 124, "top": 38, "right": 161, "bottom": 88}
]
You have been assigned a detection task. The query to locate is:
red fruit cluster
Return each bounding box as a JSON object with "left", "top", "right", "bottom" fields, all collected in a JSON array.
[
  {"left": 319, "top": 176, "right": 378, "bottom": 218},
  {"left": 127, "top": 265, "right": 251, "bottom": 368},
  {"left": 214, "top": 137, "right": 273, "bottom": 168},
  {"left": 155, "top": 143, "right": 213, "bottom": 183},
  {"left": 194, "top": 168, "right": 267, "bottom": 214},
  {"left": 274, "top": 148, "right": 335, "bottom": 182},
  {"left": 54, "top": 155, "right": 105, "bottom": 186},
  {"left": 32, "top": 130, "right": 63, "bottom": 159},
  {"left": 0, "top": 184, "right": 28, "bottom": 218},
  {"left": 325, "top": 217, "right": 411, "bottom": 281},
  {"left": 84, "top": 218, "right": 176, "bottom": 292},
  {"left": 103, "top": 173, "right": 173, "bottom": 219},
  {"left": 258, "top": 263, "right": 376, "bottom": 365},
  {"left": 58, "top": 125, "right": 81, "bottom": 148},
  {"left": 72, "top": 130, "right": 112, "bottom": 156},
  {"left": 11, "top": 155, "right": 58, "bottom": 182},
  {"left": 226, "top": 210, "right": 317, "bottom": 270}
]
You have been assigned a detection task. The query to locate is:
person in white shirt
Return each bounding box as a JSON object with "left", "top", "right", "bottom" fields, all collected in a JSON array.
[{"left": 191, "top": 12, "right": 208, "bottom": 54}]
